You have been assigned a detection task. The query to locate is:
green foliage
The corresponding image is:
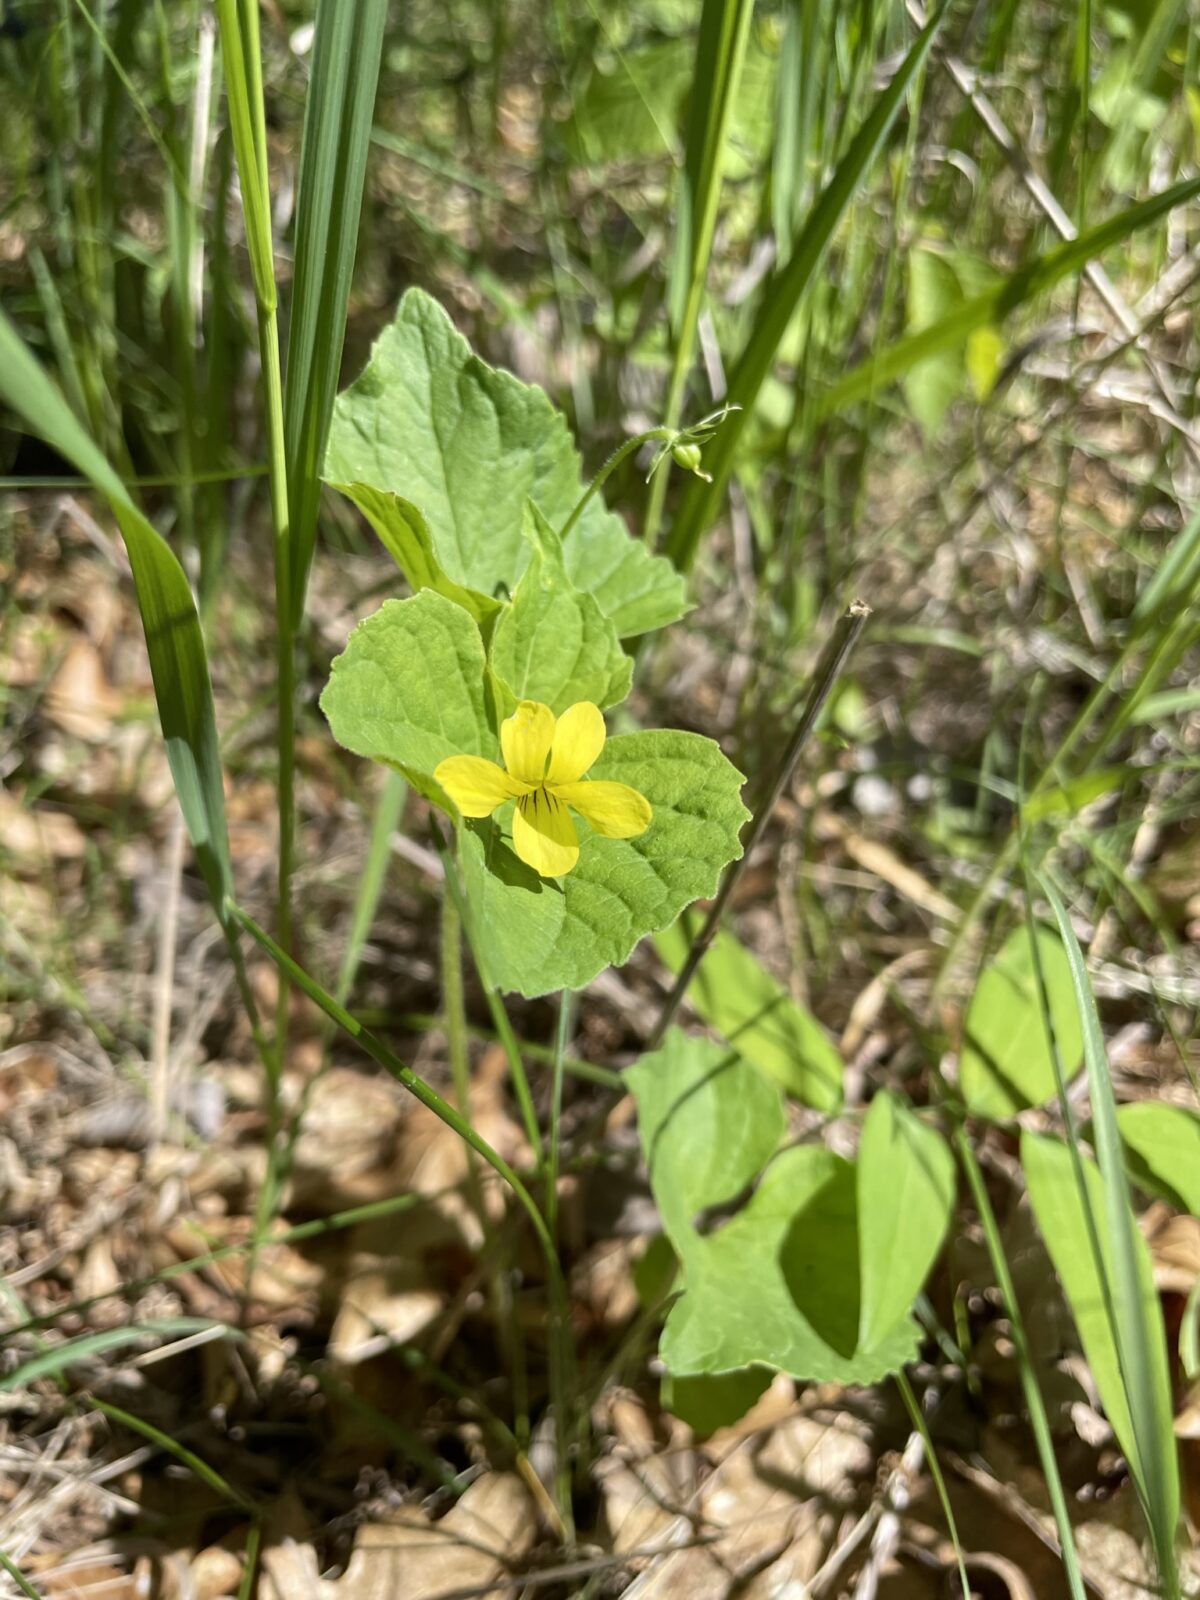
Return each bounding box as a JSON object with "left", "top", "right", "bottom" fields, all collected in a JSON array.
[
  {"left": 0, "top": 311, "right": 232, "bottom": 917},
  {"left": 661, "top": 1367, "right": 774, "bottom": 1434},
  {"left": 626, "top": 1031, "right": 785, "bottom": 1250},
  {"left": 902, "top": 246, "right": 999, "bottom": 434},
  {"left": 459, "top": 732, "right": 749, "bottom": 996},
  {"left": 857, "top": 1091, "right": 956, "bottom": 1350},
  {"left": 1037, "top": 869, "right": 1181, "bottom": 1583},
  {"left": 329, "top": 483, "right": 503, "bottom": 628},
  {"left": 565, "top": 30, "right": 774, "bottom": 173},
  {"left": 654, "top": 916, "right": 843, "bottom": 1109},
  {"left": 1023, "top": 1133, "right": 1177, "bottom": 1513},
  {"left": 489, "top": 507, "right": 633, "bottom": 713},
  {"left": 668, "top": 12, "right": 943, "bottom": 568},
  {"left": 960, "top": 924, "right": 1083, "bottom": 1119},
  {"left": 1117, "top": 1103, "right": 1200, "bottom": 1214},
  {"left": 821, "top": 175, "right": 1200, "bottom": 417},
  {"left": 320, "top": 590, "right": 494, "bottom": 807},
  {"left": 629, "top": 1034, "right": 950, "bottom": 1399},
  {"left": 284, "top": 0, "right": 388, "bottom": 625},
  {"left": 318, "top": 293, "right": 748, "bottom": 997},
  {"left": 324, "top": 290, "right": 687, "bottom": 638},
  {"left": 659, "top": 1141, "right": 920, "bottom": 1384}
]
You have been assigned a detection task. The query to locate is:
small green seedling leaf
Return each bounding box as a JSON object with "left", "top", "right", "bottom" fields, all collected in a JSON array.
[
  {"left": 1022, "top": 1132, "right": 1176, "bottom": 1498},
  {"left": 489, "top": 505, "right": 632, "bottom": 713},
  {"left": 320, "top": 590, "right": 494, "bottom": 804},
  {"left": 332, "top": 481, "right": 502, "bottom": 628},
  {"left": 857, "top": 1092, "right": 955, "bottom": 1350},
  {"left": 659, "top": 1144, "right": 920, "bottom": 1383},
  {"left": 1117, "top": 1102, "right": 1200, "bottom": 1215},
  {"left": 629, "top": 1034, "right": 919, "bottom": 1387},
  {"left": 324, "top": 289, "right": 688, "bottom": 638},
  {"left": 654, "top": 916, "right": 843, "bottom": 1109},
  {"left": 459, "top": 730, "right": 749, "bottom": 996},
  {"left": 960, "top": 923, "right": 1083, "bottom": 1119},
  {"left": 626, "top": 1030, "right": 786, "bottom": 1253}
]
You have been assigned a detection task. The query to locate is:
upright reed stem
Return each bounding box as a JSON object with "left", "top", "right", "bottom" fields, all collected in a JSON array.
[
  {"left": 955, "top": 1128, "right": 1088, "bottom": 1600},
  {"left": 648, "top": 600, "right": 871, "bottom": 1047},
  {"left": 217, "top": 0, "right": 296, "bottom": 1243}
]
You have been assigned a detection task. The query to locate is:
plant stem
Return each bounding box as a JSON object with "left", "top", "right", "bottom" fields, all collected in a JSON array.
[
  {"left": 441, "top": 885, "right": 530, "bottom": 1450},
  {"left": 431, "top": 822, "right": 545, "bottom": 1167},
  {"left": 558, "top": 427, "right": 672, "bottom": 543},
  {"left": 895, "top": 1370, "right": 971, "bottom": 1600},
  {"left": 229, "top": 901, "right": 575, "bottom": 1534},
  {"left": 545, "top": 986, "right": 576, "bottom": 1541},
  {"left": 229, "top": 902, "right": 562, "bottom": 1290},
  {"left": 644, "top": 0, "right": 755, "bottom": 554},
  {"left": 442, "top": 891, "right": 484, "bottom": 1214},
  {"left": 546, "top": 990, "right": 572, "bottom": 1241},
  {"left": 955, "top": 1127, "right": 1088, "bottom": 1600},
  {"left": 648, "top": 599, "right": 871, "bottom": 1046}
]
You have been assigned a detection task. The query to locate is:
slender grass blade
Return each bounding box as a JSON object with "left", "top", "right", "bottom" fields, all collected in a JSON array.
[
  {"left": 285, "top": 0, "right": 388, "bottom": 626},
  {"left": 0, "top": 311, "right": 233, "bottom": 915}
]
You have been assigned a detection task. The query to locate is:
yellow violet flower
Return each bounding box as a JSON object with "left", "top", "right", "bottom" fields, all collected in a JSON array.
[{"left": 434, "top": 700, "right": 652, "bottom": 878}]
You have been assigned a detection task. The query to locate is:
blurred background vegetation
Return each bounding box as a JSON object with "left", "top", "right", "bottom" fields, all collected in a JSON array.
[{"left": 2, "top": 0, "right": 1199, "bottom": 1594}]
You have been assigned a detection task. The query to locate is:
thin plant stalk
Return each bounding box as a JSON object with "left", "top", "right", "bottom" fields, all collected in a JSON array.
[
  {"left": 431, "top": 820, "right": 545, "bottom": 1167},
  {"left": 649, "top": 600, "right": 871, "bottom": 1046},
  {"left": 895, "top": 1371, "right": 970, "bottom": 1600},
  {"left": 643, "top": 0, "right": 755, "bottom": 552},
  {"left": 215, "top": 0, "right": 297, "bottom": 1246},
  {"left": 441, "top": 888, "right": 531, "bottom": 1450},
  {"left": 955, "top": 1128, "right": 1088, "bottom": 1600},
  {"left": 546, "top": 990, "right": 572, "bottom": 1242},
  {"left": 545, "top": 992, "right": 575, "bottom": 1540},
  {"left": 442, "top": 891, "right": 485, "bottom": 1222},
  {"left": 558, "top": 427, "right": 673, "bottom": 542},
  {"left": 0, "top": 1551, "right": 40, "bottom": 1600},
  {"left": 228, "top": 902, "right": 575, "bottom": 1533}
]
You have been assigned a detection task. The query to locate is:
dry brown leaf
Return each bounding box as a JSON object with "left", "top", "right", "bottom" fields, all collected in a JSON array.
[
  {"left": 44, "top": 637, "right": 125, "bottom": 740},
  {"left": 624, "top": 1412, "right": 872, "bottom": 1598},
  {"left": 330, "top": 1471, "right": 538, "bottom": 1599},
  {"left": 594, "top": 1391, "right": 696, "bottom": 1560},
  {"left": 289, "top": 1068, "right": 403, "bottom": 1212},
  {"left": 0, "top": 791, "right": 87, "bottom": 864},
  {"left": 1143, "top": 1207, "right": 1200, "bottom": 1295}
]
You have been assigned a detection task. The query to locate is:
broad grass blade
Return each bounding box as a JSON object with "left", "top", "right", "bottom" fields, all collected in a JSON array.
[
  {"left": 820, "top": 176, "right": 1200, "bottom": 417},
  {"left": 667, "top": 11, "right": 942, "bottom": 570},
  {"left": 1037, "top": 870, "right": 1181, "bottom": 1592},
  {"left": 0, "top": 311, "right": 233, "bottom": 916},
  {"left": 284, "top": 0, "right": 388, "bottom": 626}
]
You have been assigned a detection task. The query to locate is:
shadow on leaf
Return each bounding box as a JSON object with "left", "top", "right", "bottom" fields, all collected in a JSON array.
[{"left": 778, "top": 1159, "right": 861, "bottom": 1358}]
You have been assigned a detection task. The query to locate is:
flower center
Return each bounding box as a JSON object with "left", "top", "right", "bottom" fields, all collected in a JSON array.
[{"left": 517, "top": 785, "right": 563, "bottom": 820}]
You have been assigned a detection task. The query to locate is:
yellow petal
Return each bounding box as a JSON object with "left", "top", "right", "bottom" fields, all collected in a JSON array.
[
  {"left": 512, "top": 788, "right": 579, "bottom": 876},
  {"left": 553, "top": 780, "right": 652, "bottom": 838},
  {"left": 435, "top": 755, "right": 528, "bottom": 817},
  {"left": 501, "top": 700, "right": 556, "bottom": 786},
  {"left": 546, "top": 701, "right": 605, "bottom": 784}
]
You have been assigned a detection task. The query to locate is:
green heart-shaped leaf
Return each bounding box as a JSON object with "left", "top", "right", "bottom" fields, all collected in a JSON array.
[
  {"left": 319, "top": 589, "right": 494, "bottom": 804},
  {"left": 324, "top": 288, "right": 688, "bottom": 638},
  {"left": 459, "top": 730, "right": 749, "bottom": 997},
  {"left": 661, "top": 1144, "right": 920, "bottom": 1384},
  {"left": 489, "top": 505, "right": 632, "bottom": 714}
]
